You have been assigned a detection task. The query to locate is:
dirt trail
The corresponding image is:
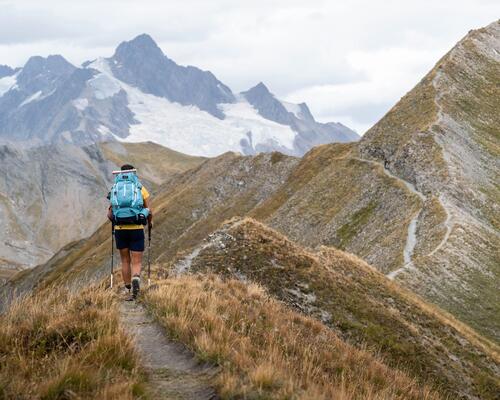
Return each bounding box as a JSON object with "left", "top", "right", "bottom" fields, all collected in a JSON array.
[
  {"left": 351, "top": 156, "right": 426, "bottom": 279},
  {"left": 352, "top": 155, "right": 456, "bottom": 279},
  {"left": 120, "top": 300, "right": 219, "bottom": 400},
  {"left": 351, "top": 156, "right": 426, "bottom": 201}
]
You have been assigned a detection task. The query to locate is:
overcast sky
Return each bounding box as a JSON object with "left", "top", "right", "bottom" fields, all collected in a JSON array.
[{"left": 0, "top": 0, "right": 498, "bottom": 134}]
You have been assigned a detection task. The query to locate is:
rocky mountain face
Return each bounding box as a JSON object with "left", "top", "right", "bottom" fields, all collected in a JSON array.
[
  {"left": 242, "top": 82, "right": 358, "bottom": 154},
  {"left": 0, "top": 56, "right": 108, "bottom": 145},
  {"left": 109, "top": 34, "right": 235, "bottom": 119},
  {"left": 0, "top": 141, "right": 205, "bottom": 275},
  {"left": 0, "top": 34, "right": 358, "bottom": 155},
  {"left": 0, "top": 65, "right": 17, "bottom": 79},
  {"left": 242, "top": 82, "right": 294, "bottom": 125}
]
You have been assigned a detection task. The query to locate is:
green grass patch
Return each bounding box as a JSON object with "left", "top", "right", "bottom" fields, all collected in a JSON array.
[{"left": 336, "top": 201, "right": 377, "bottom": 249}]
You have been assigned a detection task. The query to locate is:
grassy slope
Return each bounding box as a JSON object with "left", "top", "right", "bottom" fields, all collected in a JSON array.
[
  {"left": 145, "top": 275, "right": 440, "bottom": 400},
  {"left": 0, "top": 141, "right": 205, "bottom": 287},
  {"left": 250, "top": 143, "right": 422, "bottom": 273},
  {"left": 178, "top": 218, "right": 499, "bottom": 400},
  {"left": 358, "top": 58, "right": 447, "bottom": 183},
  {"left": 146, "top": 151, "right": 299, "bottom": 265},
  {"left": 17, "top": 144, "right": 412, "bottom": 290},
  {"left": 0, "top": 140, "right": 205, "bottom": 280},
  {"left": 0, "top": 285, "right": 146, "bottom": 399},
  {"left": 359, "top": 22, "right": 500, "bottom": 341},
  {"left": 1, "top": 258, "right": 443, "bottom": 400},
  {"left": 100, "top": 141, "right": 207, "bottom": 186}
]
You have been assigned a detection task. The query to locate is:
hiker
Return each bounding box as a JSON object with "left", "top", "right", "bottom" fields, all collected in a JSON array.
[{"left": 107, "top": 164, "right": 152, "bottom": 300}]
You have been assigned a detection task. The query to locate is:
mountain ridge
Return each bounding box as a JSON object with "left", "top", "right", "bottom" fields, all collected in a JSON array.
[
  {"left": 357, "top": 20, "right": 500, "bottom": 339},
  {"left": 0, "top": 34, "right": 358, "bottom": 155},
  {"left": 171, "top": 217, "right": 499, "bottom": 399}
]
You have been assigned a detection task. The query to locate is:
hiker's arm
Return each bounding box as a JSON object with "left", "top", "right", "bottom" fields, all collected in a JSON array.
[
  {"left": 144, "top": 197, "right": 153, "bottom": 226},
  {"left": 106, "top": 191, "right": 113, "bottom": 221}
]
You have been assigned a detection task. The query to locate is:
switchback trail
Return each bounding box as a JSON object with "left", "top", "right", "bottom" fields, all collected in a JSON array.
[
  {"left": 351, "top": 156, "right": 453, "bottom": 279},
  {"left": 119, "top": 300, "right": 219, "bottom": 400},
  {"left": 351, "top": 156, "right": 426, "bottom": 279}
]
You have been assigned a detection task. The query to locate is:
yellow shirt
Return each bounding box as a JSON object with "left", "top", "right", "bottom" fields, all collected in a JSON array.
[{"left": 114, "top": 186, "right": 150, "bottom": 230}]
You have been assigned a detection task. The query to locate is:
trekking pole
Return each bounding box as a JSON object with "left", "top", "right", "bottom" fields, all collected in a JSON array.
[
  {"left": 110, "top": 221, "right": 115, "bottom": 288},
  {"left": 147, "top": 223, "right": 152, "bottom": 287}
]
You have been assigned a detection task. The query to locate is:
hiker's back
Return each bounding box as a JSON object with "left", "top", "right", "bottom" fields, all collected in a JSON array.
[{"left": 110, "top": 170, "right": 149, "bottom": 225}]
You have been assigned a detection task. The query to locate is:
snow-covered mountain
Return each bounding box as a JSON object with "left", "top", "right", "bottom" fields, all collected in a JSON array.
[{"left": 0, "top": 34, "right": 358, "bottom": 156}]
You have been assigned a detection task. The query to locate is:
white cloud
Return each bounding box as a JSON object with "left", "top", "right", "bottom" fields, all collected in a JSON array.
[
  {"left": 285, "top": 46, "right": 444, "bottom": 134},
  {"left": 0, "top": 0, "right": 498, "bottom": 134}
]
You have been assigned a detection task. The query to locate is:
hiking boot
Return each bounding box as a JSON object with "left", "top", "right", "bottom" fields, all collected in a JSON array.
[
  {"left": 122, "top": 284, "right": 132, "bottom": 301},
  {"left": 132, "top": 276, "right": 140, "bottom": 299}
]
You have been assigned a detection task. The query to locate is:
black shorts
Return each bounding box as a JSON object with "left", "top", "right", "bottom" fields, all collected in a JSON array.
[{"left": 114, "top": 229, "right": 145, "bottom": 252}]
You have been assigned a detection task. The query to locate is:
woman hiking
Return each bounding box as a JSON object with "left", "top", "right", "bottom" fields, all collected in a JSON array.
[{"left": 107, "top": 164, "right": 153, "bottom": 300}]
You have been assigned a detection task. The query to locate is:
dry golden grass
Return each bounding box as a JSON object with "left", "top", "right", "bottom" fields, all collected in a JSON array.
[
  {"left": 0, "top": 285, "right": 146, "bottom": 400},
  {"left": 171, "top": 217, "right": 499, "bottom": 399},
  {"left": 144, "top": 274, "right": 442, "bottom": 400},
  {"left": 318, "top": 245, "right": 500, "bottom": 361}
]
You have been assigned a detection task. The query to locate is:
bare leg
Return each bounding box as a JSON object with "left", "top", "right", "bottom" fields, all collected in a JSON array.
[
  {"left": 120, "top": 249, "right": 131, "bottom": 285},
  {"left": 130, "top": 251, "right": 143, "bottom": 277}
]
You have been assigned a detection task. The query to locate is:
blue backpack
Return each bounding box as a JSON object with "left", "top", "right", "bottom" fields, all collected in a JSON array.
[{"left": 109, "top": 171, "right": 149, "bottom": 225}]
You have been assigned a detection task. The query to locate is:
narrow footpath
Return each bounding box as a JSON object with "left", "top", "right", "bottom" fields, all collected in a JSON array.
[
  {"left": 352, "top": 156, "right": 453, "bottom": 279},
  {"left": 120, "top": 300, "right": 219, "bottom": 400}
]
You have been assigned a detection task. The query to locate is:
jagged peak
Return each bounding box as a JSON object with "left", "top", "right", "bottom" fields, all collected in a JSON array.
[
  {"left": 23, "top": 54, "right": 75, "bottom": 71},
  {"left": 297, "top": 102, "right": 315, "bottom": 121},
  {"left": 128, "top": 33, "right": 159, "bottom": 48},
  {"left": 19, "top": 55, "right": 75, "bottom": 81},
  {"left": 113, "top": 33, "right": 165, "bottom": 60},
  {"left": 471, "top": 19, "right": 499, "bottom": 36},
  {"left": 242, "top": 81, "right": 272, "bottom": 96},
  {"left": 437, "top": 19, "right": 499, "bottom": 72}
]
